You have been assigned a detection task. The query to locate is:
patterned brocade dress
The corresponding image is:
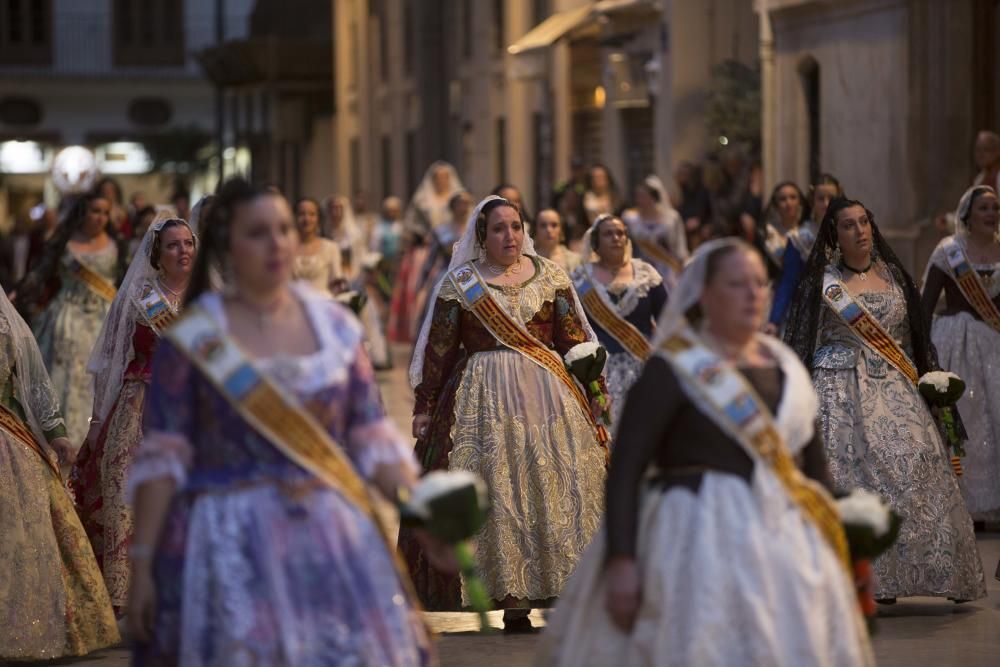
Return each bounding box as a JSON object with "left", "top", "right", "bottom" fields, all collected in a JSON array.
[
  {"left": 402, "top": 257, "right": 607, "bottom": 610},
  {"left": 33, "top": 243, "right": 118, "bottom": 443},
  {"left": 72, "top": 316, "right": 160, "bottom": 610},
  {"left": 812, "top": 275, "right": 986, "bottom": 600},
  {"left": 130, "top": 287, "right": 429, "bottom": 666},
  {"left": 1, "top": 317, "right": 118, "bottom": 660}
]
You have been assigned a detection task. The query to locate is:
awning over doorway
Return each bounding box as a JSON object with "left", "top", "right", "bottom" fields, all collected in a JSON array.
[
  {"left": 507, "top": 1, "right": 661, "bottom": 55},
  {"left": 507, "top": 4, "right": 594, "bottom": 55}
]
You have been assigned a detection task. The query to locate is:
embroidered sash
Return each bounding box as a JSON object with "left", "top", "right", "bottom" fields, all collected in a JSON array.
[
  {"left": 633, "top": 236, "right": 683, "bottom": 274},
  {"left": 941, "top": 239, "right": 1000, "bottom": 334},
  {"left": 0, "top": 404, "right": 61, "bottom": 479},
  {"left": 133, "top": 283, "right": 179, "bottom": 334},
  {"left": 448, "top": 263, "right": 610, "bottom": 445},
  {"left": 65, "top": 252, "right": 116, "bottom": 302},
  {"left": 573, "top": 268, "right": 651, "bottom": 362},
  {"left": 166, "top": 306, "right": 422, "bottom": 605},
  {"left": 822, "top": 271, "right": 919, "bottom": 384},
  {"left": 657, "top": 328, "right": 850, "bottom": 573}
]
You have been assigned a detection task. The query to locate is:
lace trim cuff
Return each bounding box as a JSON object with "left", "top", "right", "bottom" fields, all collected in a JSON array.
[
  {"left": 125, "top": 430, "right": 193, "bottom": 502},
  {"left": 348, "top": 418, "right": 418, "bottom": 479}
]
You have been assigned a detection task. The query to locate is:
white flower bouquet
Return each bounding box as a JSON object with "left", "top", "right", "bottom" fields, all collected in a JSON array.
[
  {"left": 836, "top": 489, "right": 902, "bottom": 627},
  {"left": 918, "top": 371, "right": 967, "bottom": 472},
  {"left": 399, "top": 471, "right": 493, "bottom": 630},
  {"left": 564, "top": 342, "right": 610, "bottom": 425}
]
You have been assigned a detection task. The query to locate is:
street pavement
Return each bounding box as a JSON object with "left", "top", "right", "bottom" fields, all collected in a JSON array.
[{"left": 23, "top": 345, "right": 1000, "bottom": 666}]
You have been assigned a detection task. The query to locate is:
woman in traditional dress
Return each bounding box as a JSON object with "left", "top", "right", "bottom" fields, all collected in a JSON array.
[
  {"left": 921, "top": 185, "right": 1000, "bottom": 523},
  {"left": 14, "top": 192, "right": 120, "bottom": 443},
  {"left": 405, "top": 161, "right": 465, "bottom": 232},
  {"left": 532, "top": 208, "right": 582, "bottom": 275},
  {"left": 583, "top": 164, "right": 622, "bottom": 225},
  {"left": 622, "top": 175, "right": 689, "bottom": 289},
  {"left": 0, "top": 287, "right": 119, "bottom": 661},
  {"left": 323, "top": 195, "right": 367, "bottom": 280},
  {"left": 572, "top": 214, "right": 666, "bottom": 429},
  {"left": 753, "top": 182, "right": 809, "bottom": 279},
  {"left": 784, "top": 198, "right": 986, "bottom": 603},
  {"left": 537, "top": 239, "right": 873, "bottom": 667},
  {"left": 767, "top": 174, "right": 842, "bottom": 332},
  {"left": 71, "top": 217, "right": 197, "bottom": 615},
  {"left": 419, "top": 191, "right": 473, "bottom": 294},
  {"left": 293, "top": 197, "right": 344, "bottom": 295},
  {"left": 388, "top": 163, "right": 464, "bottom": 341},
  {"left": 400, "top": 195, "right": 610, "bottom": 632},
  {"left": 127, "top": 179, "right": 442, "bottom": 665}
]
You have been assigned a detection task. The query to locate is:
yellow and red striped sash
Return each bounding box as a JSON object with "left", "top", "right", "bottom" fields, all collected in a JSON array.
[
  {"left": 942, "top": 239, "right": 1000, "bottom": 335},
  {"left": 822, "top": 271, "right": 919, "bottom": 384},
  {"left": 133, "top": 283, "right": 179, "bottom": 334},
  {"left": 657, "top": 328, "right": 851, "bottom": 574},
  {"left": 166, "top": 306, "right": 424, "bottom": 610},
  {"left": 0, "top": 404, "right": 61, "bottom": 479},
  {"left": 65, "top": 252, "right": 117, "bottom": 302},
  {"left": 633, "top": 236, "right": 684, "bottom": 274},
  {"left": 573, "top": 268, "right": 651, "bottom": 362},
  {"left": 448, "top": 263, "right": 610, "bottom": 446}
]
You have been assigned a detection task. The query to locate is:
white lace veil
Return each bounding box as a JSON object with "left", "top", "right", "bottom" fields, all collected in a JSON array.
[
  {"left": 88, "top": 216, "right": 197, "bottom": 422},
  {"left": 644, "top": 174, "right": 676, "bottom": 213},
  {"left": 405, "top": 161, "right": 466, "bottom": 230},
  {"left": 323, "top": 195, "right": 367, "bottom": 279},
  {"left": 0, "top": 285, "right": 64, "bottom": 446},
  {"left": 651, "top": 237, "right": 746, "bottom": 346},
  {"left": 408, "top": 195, "right": 596, "bottom": 388},
  {"left": 579, "top": 213, "right": 634, "bottom": 264}
]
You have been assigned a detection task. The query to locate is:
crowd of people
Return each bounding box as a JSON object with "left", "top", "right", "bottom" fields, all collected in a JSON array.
[{"left": 0, "top": 133, "right": 997, "bottom": 665}]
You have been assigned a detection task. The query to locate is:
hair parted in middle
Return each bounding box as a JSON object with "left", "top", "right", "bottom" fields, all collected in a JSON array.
[{"left": 475, "top": 197, "right": 525, "bottom": 247}]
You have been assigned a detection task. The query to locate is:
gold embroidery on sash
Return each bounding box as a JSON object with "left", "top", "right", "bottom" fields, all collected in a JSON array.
[{"left": 66, "top": 253, "right": 116, "bottom": 302}]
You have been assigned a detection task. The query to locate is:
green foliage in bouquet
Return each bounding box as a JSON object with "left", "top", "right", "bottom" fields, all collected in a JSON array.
[
  {"left": 918, "top": 372, "right": 967, "bottom": 459},
  {"left": 842, "top": 512, "right": 902, "bottom": 562},
  {"left": 564, "top": 342, "right": 610, "bottom": 425}
]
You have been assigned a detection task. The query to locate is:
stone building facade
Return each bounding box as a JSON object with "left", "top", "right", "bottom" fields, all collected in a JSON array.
[
  {"left": 756, "top": 0, "right": 1000, "bottom": 270},
  {"left": 333, "top": 0, "right": 758, "bottom": 211}
]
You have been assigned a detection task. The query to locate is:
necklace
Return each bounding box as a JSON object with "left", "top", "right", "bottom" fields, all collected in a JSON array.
[
  {"left": 234, "top": 293, "right": 288, "bottom": 331},
  {"left": 157, "top": 276, "right": 186, "bottom": 309},
  {"left": 483, "top": 256, "right": 523, "bottom": 277},
  {"left": 842, "top": 259, "right": 874, "bottom": 281}
]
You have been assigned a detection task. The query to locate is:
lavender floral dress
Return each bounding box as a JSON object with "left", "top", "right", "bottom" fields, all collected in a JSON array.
[{"left": 129, "top": 285, "right": 429, "bottom": 666}]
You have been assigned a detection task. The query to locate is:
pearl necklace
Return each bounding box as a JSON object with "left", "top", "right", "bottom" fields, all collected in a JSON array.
[
  {"left": 483, "top": 256, "right": 523, "bottom": 277},
  {"left": 157, "top": 276, "right": 186, "bottom": 309}
]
